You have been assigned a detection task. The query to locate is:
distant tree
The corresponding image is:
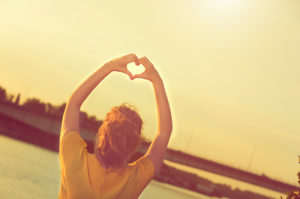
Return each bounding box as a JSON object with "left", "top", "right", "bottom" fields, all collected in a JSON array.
[
  {"left": 0, "top": 84, "right": 102, "bottom": 131},
  {"left": 54, "top": 103, "right": 66, "bottom": 117},
  {"left": 0, "top": 86, "right": 6, "bottom": 102},
  {"left": 285, "top": 156, "right": 300, "bottom": 199},
  {"left": 22, "top": 98, "right": 46, "bottom": 113},
  {"left": 80, "top": 111, "right": 89, "bottom": 126},
  {"left": 14, "top": 93, "right": 21, "bottom": 105},
  {"left": 45, "top": 102, "right": 66, "bottom": 118},
  {"left": 78, "top": 111, "right": 102, "bottom": 131},
  {"left": 87, "top": 115, "right": 102, "bottom": 131},
  {"left": 286, "top": 191, "right": 300, "bottom": 199},
  {"left": 45, "top": 103, "right": 55, "bottom": 114},
  {"left": 6, "top": 94, "right": 15, "bottom": 103},
  {"left": 46, "top": 103, "right": 101, "bottom": 130}
]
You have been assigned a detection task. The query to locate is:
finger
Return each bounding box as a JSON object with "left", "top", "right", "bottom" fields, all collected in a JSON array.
[
  {"left": 132, "top": 74, "right": 142, "bottom": 80},
  {"left": 124, "top": 53, "right": 139, "bottom": 65},
  {"left": 138, "top": 57, "right": 150, "bottom": 69},
  {"left": 135, "top": 59, "right": 140, "bottom": 66},
  {"left": 126, "top": 71, "right": 134, "bottom": 80},
  {"left": 128, "top": 72, "right": 134, "bottom": 80},
  {"left": 132, "top": 72, "right": 146, "bottom": 80},
  {"left": 120, "top": 67, "right": 134, "bottom": 79},
  {"left": 142, "top": 56, "right": 153, "bottom": 66}
]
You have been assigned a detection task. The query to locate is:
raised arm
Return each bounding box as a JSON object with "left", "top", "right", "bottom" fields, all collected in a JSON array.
[
  {"left": 132, "top": 57, "right": 173, "bottom": 174},
  {"left": 60, "top": 54, "right": 139, "bottom": 142}
]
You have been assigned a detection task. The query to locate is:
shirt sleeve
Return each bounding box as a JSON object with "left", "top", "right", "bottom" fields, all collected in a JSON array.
[
  {"left": 129, "top": 156, "right": 155, "bottom": 197},
  {"left": 59, "top": 131, "right": 88, "bottom": 174}
]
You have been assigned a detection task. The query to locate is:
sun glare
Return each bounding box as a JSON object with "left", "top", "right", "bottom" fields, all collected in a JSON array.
[{"left": 206, "top": 0, "right": 241, "bottom": 12}]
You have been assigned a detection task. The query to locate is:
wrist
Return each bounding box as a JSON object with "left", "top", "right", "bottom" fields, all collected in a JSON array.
[
  {"left": 151, "top": 74, "right": 163, "bottom": 85},
  {"left": 102, "top": 63, "right": 114, "bottom": 74}
]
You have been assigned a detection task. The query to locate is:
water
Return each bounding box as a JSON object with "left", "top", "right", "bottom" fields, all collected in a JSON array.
[{"left": 0, "top": 135, "right": 214, "bottom": 199}]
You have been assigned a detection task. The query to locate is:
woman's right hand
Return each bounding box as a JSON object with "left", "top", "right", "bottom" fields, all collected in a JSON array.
[
  {"left": 132, "top": 57, "right": 161, "bottom": 82},
  {"left": 105, "top": 53, "right": 139, "bottom": 79}
]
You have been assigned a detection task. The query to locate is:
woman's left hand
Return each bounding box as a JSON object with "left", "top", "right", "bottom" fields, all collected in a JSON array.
[{"left": 106, "top": 53, "right": 139, "bottom": 79}]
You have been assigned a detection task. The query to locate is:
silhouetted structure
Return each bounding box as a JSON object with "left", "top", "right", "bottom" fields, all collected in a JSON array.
[
  {"left": 14, "top": 93, "right": 20, "bottom": 105},
  {"left": 285, "top": 158, "right": 300, "bottom": 198}
]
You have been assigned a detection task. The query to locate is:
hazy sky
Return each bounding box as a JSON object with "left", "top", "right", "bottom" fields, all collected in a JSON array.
[{"left": 0, "top": 0, "right": 299, "bottom": 184}]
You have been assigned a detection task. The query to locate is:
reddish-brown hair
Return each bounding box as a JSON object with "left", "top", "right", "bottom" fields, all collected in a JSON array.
[{"left": 94, "top": 103, "right": 143, "bottom": 168}]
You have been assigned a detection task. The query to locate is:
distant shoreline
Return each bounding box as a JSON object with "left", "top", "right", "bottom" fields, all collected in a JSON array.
[
  {"left": 0, "top": 112, "right": 289, "bottom": 199},
  {"left": 0, "top": 112, "right": 61, "bottom": 152}
]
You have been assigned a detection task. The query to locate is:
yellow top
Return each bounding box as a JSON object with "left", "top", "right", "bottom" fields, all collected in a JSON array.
[{"left": 58, "top": 131, "right": 154, "bottom": 199}]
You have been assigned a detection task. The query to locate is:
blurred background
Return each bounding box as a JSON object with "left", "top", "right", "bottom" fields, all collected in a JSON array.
[{"left": 0, "top": 0, "right": 299, "bottom": 198}]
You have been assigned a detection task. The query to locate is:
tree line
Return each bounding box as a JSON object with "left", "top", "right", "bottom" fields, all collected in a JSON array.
[
  {"left": 0, "top": 85, "right": 102, "bottom": 131},
  {"left": 284, "top": 164, "right": 300, "bottom": 199}
]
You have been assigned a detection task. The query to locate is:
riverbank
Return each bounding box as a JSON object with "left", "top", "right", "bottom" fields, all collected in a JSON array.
[{"left": 0, "top": 134, "right": 214, "bottom": 199}]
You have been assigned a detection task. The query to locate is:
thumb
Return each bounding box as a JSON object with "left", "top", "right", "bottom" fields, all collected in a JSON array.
[
  {"left": 126, "top": 71, "right": 134, "bottom": 80},
  {"left": 132, "top": 73, "right": 146, "bottom": 80},
  {"left": 122, "top": 68, "right": 134, "bottom": 80}
]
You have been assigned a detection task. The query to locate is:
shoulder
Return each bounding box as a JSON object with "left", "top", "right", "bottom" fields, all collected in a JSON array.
[
  {"left": 59, "top": 131, "right": 87, "bottom": 161},
  {"left": 123, "top": 156, "right": 155, "bottom": 197},
  {"left": 60, "top": 131, "right": 87, "bottom": 147},
  {"left": 59, "top": 131, "right": 89, "bottom": 174},
  {"left": 128, "top": 156, "right": 155, "bottom": 178}
]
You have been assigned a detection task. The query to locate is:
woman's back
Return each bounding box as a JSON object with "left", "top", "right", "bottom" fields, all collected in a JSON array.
[{"left": 59, "top": 132, "right": 154, "bottom": 199}]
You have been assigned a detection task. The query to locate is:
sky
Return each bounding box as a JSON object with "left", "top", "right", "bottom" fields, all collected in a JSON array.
[{"left": 0, "top": 0, "right": 299, "bottom": 185}]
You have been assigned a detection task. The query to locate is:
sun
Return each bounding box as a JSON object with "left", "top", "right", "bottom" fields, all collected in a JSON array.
[{"left": 205, "top": 0, "right": 242, "bottom": 12}]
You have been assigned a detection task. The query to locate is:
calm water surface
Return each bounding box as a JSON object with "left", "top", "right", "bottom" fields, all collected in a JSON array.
[{"left": 0, "top": 135, "right": 216, "bottom": 199}]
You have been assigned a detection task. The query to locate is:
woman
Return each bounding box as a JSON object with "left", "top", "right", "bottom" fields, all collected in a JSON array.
[{"left": 58, "top": 54, "right": 173, "bottom": 199}]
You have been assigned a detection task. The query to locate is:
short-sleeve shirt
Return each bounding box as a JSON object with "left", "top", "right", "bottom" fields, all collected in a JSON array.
[{"left": 58, "top": 131, "right": 154, "bottom": 199}]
